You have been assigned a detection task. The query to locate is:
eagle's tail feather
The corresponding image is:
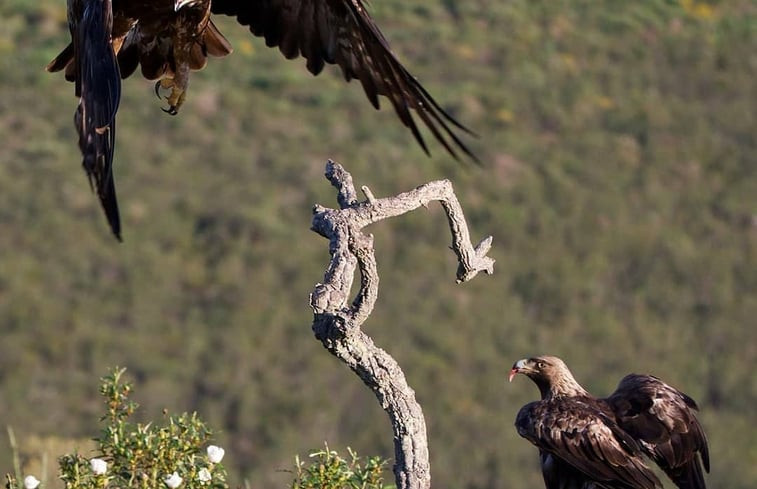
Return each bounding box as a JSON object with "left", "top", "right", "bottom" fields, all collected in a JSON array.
[{"left": 662, "top": 458, "right": 707, "bottom": 489}]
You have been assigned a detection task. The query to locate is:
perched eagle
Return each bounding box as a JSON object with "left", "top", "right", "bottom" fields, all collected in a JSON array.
[
  {"left": 509, "top": 356, "right": 710, "bottom": 489},
  {"left": 48, "top": 0, "right": 476, "bottom": 240}
]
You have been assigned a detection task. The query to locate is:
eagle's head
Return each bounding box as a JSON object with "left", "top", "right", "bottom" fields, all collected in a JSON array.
[
  {"left": 508, "top": 356, "right": 566, "bottom": 382},
  {"left": 174, "top": 0, "right": 203, "bottom": 11},
  {"left": 509, "top": 355, "right": 587, "bottom": 399}
]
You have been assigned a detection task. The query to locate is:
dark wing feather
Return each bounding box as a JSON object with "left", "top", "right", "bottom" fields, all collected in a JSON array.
[
  {"left": 46, "top": 42, "right": 75, "bottom": 77},
  {"left": 69, "top": 0, "right": 122, "bottom": 239},
  {"left": 539, "top": 449, "right": 601, "bottom": 489},
  {"left": 606, "top": 374, "right": 710, "bottom": 489},
  {"left": 516, "top": 399, "right": 662, "bottom": 489},
  {"left": 210, "top": 0, "right": 477, "bottom": 160},
  {"left": 116, "top": 29, "right": 141, "bottom": 79}
]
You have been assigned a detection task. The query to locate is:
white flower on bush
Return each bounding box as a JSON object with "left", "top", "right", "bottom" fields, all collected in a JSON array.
[
  {"left": 23, "top": 475, "right": 40, "bottom": 489},
  {"left": 197, "top": 468, "right": 212, "bottom": 483},
  {"left": 207, "top": 445, "right": 225, "bottom": 463},
  {"left": 164, "top": 472, "right": 183, "bottom": 488},
  {"left": 90, "top": 458, "right": 108, "bottom": 475}
]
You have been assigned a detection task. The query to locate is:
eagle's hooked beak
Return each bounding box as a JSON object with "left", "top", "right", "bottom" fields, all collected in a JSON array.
[{"left": 509, "top": 359, "right": 528, "bottom": 382}]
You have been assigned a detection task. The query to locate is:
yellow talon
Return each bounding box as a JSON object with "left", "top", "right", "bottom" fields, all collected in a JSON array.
[{"left": 155, "top": 77, "right": 185, "bottom": 115}]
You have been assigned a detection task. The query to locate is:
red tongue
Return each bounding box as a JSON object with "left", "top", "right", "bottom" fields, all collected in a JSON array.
[{"left": 508, "top": 368, "right": 518, "bottom": 382}]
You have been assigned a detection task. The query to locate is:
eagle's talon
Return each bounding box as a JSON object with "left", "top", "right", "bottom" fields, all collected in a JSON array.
[
  {"left": 155, "top": 79, "right": 174, "bottom": 101},
  {"left": 161, "top": 106, "right": 179, "bottom": 116}
]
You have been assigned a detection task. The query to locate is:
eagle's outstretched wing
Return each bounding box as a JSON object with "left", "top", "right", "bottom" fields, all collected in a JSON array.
[
  {"left": 211, "top": 0, "right": 477, "bottom": 161},
  {"left": 606, "top": 374, "right": 710, "bottom": 489},
  {"left": 53, "top": 0, "right": 122, "bottom": 239},
  {"left": 516, "top": 399, "right": 663, "bottom": 489}
]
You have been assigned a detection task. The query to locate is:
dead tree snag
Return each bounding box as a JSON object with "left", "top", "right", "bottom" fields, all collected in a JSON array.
[{"left": 309, "top": 160, "right": 494, "bottom": 489}]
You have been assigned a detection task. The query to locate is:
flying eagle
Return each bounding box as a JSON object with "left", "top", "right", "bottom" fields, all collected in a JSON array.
[
  {"left": 509, "top": 356, "right": 710, "bottom": 489},
  {"left": 47, "top": 0, "right": 476, "bottom": 240}
]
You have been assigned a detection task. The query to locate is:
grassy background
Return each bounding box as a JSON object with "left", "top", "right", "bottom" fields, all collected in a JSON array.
[{"left": 0, "top": 0, "right": 755, "bottom": 487}]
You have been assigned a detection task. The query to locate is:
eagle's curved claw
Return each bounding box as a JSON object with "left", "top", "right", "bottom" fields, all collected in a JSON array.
[
  {"left": 161, "top": 106, "right": 179, "bottom": 116},
  {"left": 154, "top": 81, "right": 163, "bottom": 99}
]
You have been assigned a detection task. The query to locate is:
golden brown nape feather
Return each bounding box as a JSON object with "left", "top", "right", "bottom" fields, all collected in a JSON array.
[{"left": 509, "top": 355, "right": 589, "bottom": 400}]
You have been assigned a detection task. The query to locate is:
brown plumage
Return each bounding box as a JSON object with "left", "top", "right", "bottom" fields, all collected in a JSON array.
[
  {"left": 48, "top": 0, "right": 476, "bottom": 240},
  {"left": 509, "top": 356, "right": 710, "bottom": 489}
]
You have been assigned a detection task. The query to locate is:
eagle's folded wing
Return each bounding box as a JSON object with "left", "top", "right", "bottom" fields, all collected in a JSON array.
[
  {"left": 607, "top": 374, "right": 710, "bottom": 489},
  {"left": 516, "top": 399, "right": 662, "bottom": 489}
]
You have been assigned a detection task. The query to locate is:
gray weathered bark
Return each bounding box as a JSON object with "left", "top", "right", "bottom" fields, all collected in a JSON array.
[{"left": 309, "top": 160, "right": 494, "bottom": 489}]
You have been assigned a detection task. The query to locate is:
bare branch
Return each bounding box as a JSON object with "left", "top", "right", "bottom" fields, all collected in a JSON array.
[{"left": 309, "top": 160, "right": 494, "bottom": 489}]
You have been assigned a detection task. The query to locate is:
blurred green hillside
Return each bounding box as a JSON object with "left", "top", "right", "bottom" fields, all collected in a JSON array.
[{"left": 0, "top": 0, "right": 755, "bottom": 487}]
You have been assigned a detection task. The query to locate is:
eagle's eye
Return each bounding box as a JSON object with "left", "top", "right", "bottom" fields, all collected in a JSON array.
[{"left": 536, "top": 361, "right": 546, "bottom": 369}]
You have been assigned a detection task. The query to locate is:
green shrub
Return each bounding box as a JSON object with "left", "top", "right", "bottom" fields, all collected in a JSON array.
[
  {"left": 290, "top": 444, "right": 393, "bottom": 489},
  {"left": 5, "top": 370, "right": 394, "bottom": 489},
  {"left": 7, "top": 368, "right": 229, "bottom": 489}
]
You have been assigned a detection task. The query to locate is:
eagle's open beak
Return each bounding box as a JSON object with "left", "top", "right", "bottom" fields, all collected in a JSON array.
[
  {"left": 508, "top": 368, "right": 519, "bottom": 382},
  {"left": 509, "top": 359, "right": 528, "bottom": 382}
]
